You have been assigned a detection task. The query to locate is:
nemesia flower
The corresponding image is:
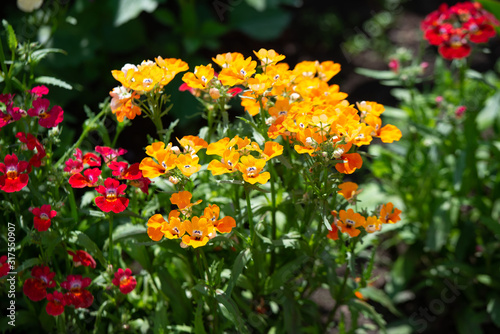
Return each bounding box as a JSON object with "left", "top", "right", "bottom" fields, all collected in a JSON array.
[
  {"left": 147, "top": 214, "right": 167, "bottom": 241},
  {"left": 236, "top": 155, "right": 270, "bottom": 184},
  {"left": 338, "top": 182, "right": 359, "bottom": 201},
  {"left": 30, "top": 204, "right": 57, "bottom": 232},
  {"left": 364, "top": 216, "right": 382, "bottom": 233},
  {"left": 181, "top": 217, "right": 215, "bottom": 248},
  {"left": 327, "top": 222, "right": 339, "bottom": 241},
  {"left": 67, "top": 250, "right": 96, "bottom": 269},
  {"left": 109, "top": 161, "right": 142, "bottom": 180},
  {"left": 94, "top": 178, "right": 129, "bottom": 213},
  {"left": 129, "top": 176, "right": 151, "bottom": 195},
  {"left": 68, "top": 168, "right": 101, "bottom": 188},
  {"left": 23, "top": 266, "right": 56, "bottom": 301},
  {"left": 16, "top": 132, "right": 46, "bottom": 169},
  {"left": 0, "top": 100, "right": 24, "bottom": 129},
  {"left": 253, "top": 48, "right": 286, "bottom": 66},
  {"left": 0, "top": 255, "right": 10, "bottom": 277},
  {"left": 0, "top": 154, "right": 30, "bottom": 192},
  {"left": 60, "top": 275, "right": 93, "bottom": 309},
  {"left": 109, "top": 86, "right": 141, "bottom": 122},
  {"left": 30, "top": 85, "right": 49, "bottom": 97},
  {"left": 95, "top": 146, "right": 127, "bottom": 165},
  {"left": 207, "top": 149, "right": 240, "bottom": 175},
  {"left": 112, "top": 268, "right": 137, "bottom": 294},
  {"left": 212, "top": 52, "right": 245, "bottom": 69},
  {"left": 337, "top": 209, "right": 366, "bottom": 238},
  {"left": 170, "top": 191, "right": 202, "bottom": 213},
  {"left": 178, "top": 135, "right": 208, "bottom": 155},
  {"left": 46, "top": 291, "right": 66, "bottom": 316},
  {"left": 203, "top": 204, "right": 236, "bottom": 233},
  {"left": 182, "top": 64, "right": 215, "bottom": 89},
  {"left": 27, "top": 98, "right": 64, "bottom": 128},
  {"left": 175, "top": 154, "right": 201, "bottom": 177},
  {"left": 334, "top": 152, "right": 363, "bottom": 175},
  {"left": 379, "top": 202, "right": 402, "bottom": 224},
  {"left": 218, "top": 56, "right": 257, "bottom": 86}
]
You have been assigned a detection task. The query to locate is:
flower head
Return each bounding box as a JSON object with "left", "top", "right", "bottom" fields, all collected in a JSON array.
[
  {"left": 68, "top": 168, "right": 101, "bottom": 188},
  {"left": 181, "top": 217, "right": 215, "bottom": 248},
  {"left": 27, "top": 98, "right": 64, "bottom": 128},
  {"left": 94, "top": 178, "right": 129, "bottom": 213},
  {"left": 337, "top": 209, "right": 366, "bottom": 238},
  {"left": 112, "top": 268, "right": 137, "bottom": 294},
  {"left": 61, "top": 275, "right": 93, "bottom": 309},
  {"left": 379, "top": 202, "right": 402, "bottom": 224},
  {"left": 0, "top": 154, "right": 30, "bottom": 193},
  {"left": 46, "top": 291, "right": 67, "bottom": 316},
  {"left": 67, "top": 250, "right": 96, "bottom": 269},
  {"left": 30, "top": 204, "right": 57, "bottom": 232},
  {"left": 23, "top": 266, "right": 56, "bottom": 301},
  {"left": 0, "top": 255, "right": 10, "bottom": 277}
]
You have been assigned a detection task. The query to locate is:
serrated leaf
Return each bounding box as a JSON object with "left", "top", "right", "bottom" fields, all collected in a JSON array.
[
  {"left": 71, "top": 231, "right": 107, "bottom": 267},
  {"left": 358, "top": 286, "right": 402, "bottom": 316},
  {"left": 115, "top": 0, "right": 159, "bottom": 26},
  {"left": 35, "top": 76, "right": 72, "bottom": 90},
  {"left": 30, "top": 48, "right": 66, "bottom": 64},
  {"left": 194, "top": 299, "right": 207, "bottom": 334},
  {"left": 348, "top": 299, "right": 387, "bottom": 332},
  {"left": 2, "top": 20, "right": 17, "bottom": 51}
]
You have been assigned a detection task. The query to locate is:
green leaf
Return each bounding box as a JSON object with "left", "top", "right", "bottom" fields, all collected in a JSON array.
[
  {"left": 15, "top": 258, "right": 41, "bottom": 273},
  {"left": 225, "top": 248, "right": 251, "bottom": 296},
  {"left": 71, "top": 231, "right": 107, "bottom": 267},
  {"left": 358, "top": 286, "right": 402, "bottom": 316},
  {"left": 153, "top": 8, "right": 177, "bottom": 26},
  {"left": 355, "top": 67, "right": 397, "bottom": 80},
  {"left": 30, "top": 48, "right": 67, "bottom": 65},
  {"left": 2, "top": 20, "right": 17, "bottom": 52},
  {"left": 115, "top": 0, "right": 159, "bottom": 26},
  {"left": 34, "top": 76, "right": 72, "bottom": 90},
  {"left": 477, "top": 91, "right": 500, "bottom": 131},
  {"left": 194, "top": 300, "right": 207, "bottom": 334},
  {"left": 246, "top": 0, "right": 266, "bottom": 11},
  {"left": 487, "top": 296, "right": 500, "bottom": 328},
  {"left": 216, "top": 294, "right": 249, "bottom": 334},
  {"left": 348, "top": 299, "right": 387, "bottom": 332},
  {"left": 112, "top": 223, "right": 147, "bottom": 242}
]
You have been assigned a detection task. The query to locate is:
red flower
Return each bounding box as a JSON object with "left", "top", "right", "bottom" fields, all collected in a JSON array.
[
  {"left": 30, "top": 204, "right": 57, "bottom": 232},
  {"left": 30, "top": 85, "right": 49, "bottom": 97},
  {"left": 16, "top": 132, "right": 46, "bottom": 169},
  {"left": 64, "top": 149, "right": 84, "bottom": 174},
  {"left": 94, "top": 177, "right": 129, "bottom": 213},
  {"left": 129, "top": 176, "right": 151, "bottom": 195},
  {"left": 61, "top": 275, "right": 94, "bottom": 309},
  {"left": 438, "top": 28, "right": 471, "bottom": 60},
  {"left": 109, "top": 161, "right": 141, "bottom": 180},
  {"left": 68, "top": 168, "right": 101, "bottom": 188},
  {"left": 0, "top": 154, "right": 29, "bottom": 193},
  {"left": 95, "top": 146, "right": 127, "bottom": 165},
  {"left": 179, "top": 82, "right": 195, "bottom": 94},
  {"left": 112, "top": 268, "right": 137, "bottom": 294},
  {"left": 464, "top": 16, "right": 496, "bottom": 43},
  {"left": 0, "top": 101, "right": 24, "bottom": 129},
  {"left": 27, "top": 98, "right": 64, "bottom": 128},
  {"left": 67, "top": 250, "right": 96, "bottom": 269},
  {"left": 46, "top": 291, "right": 66, "bottom": 316},
  {"left": 23, "top": 266, "right": 56, "bottom": 301},
  {"left": 0, "top": 255, "right": 10, "bottom": 277},
  {"left": 228, "top": 87, "right": 243, "bottom": 97}
]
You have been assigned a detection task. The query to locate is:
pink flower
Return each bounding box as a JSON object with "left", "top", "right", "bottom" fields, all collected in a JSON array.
[
  {"left": 27, "top": 98, "right": 64, "bottom": 128},
  {"left": 30, "top": 85, "right": 49, "bottom": 97},
  {"left": 67, "top": 250, "right": 96, "bottom": 269},
  {"left": 0, "top": 154, "right": 30, "bottom": 193},
  {"left": 94, "top": 178, "right": 129, "bottom": 213}
]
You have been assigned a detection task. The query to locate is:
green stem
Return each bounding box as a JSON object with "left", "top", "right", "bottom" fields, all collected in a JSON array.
[
  {"left": 245, "top": 186, "right": 255, "bottom": 245},
  {"left": 108, "top": 214, "right": 114, "bottom": 265},
  {"left": 269, "top": 163, "right": 278, "bottom": 274},
  {"left": 328, "top": 265, "right": 351, "bottom": 325}
]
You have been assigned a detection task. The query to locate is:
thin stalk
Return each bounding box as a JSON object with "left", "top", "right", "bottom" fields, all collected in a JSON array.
[
  {"left": 269, "top": 163, "right": 278, "bottom": 274},
  {"left": 108, "top": 214, "right": 114, "bottom": 265}
]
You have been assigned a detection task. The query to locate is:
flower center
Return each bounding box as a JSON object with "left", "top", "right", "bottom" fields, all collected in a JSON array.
[
  {"left": 6, "top": 166, "right": 18, "bottom": 179},
  {"left": 345, "top": 219, "right": 355, "bottom": 228},
  {"left": 106, "top": 188, "right": 117, "bottom": 201},
  {"left": 40, "top": 213, "right": 49, "bottom": 220},
  {"left": 240, "top": 69, "right": 247, "bottom": 77}
]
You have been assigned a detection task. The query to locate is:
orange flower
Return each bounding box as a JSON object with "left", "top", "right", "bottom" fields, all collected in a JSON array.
[
  {"left": 379, "top": 203, "right": 402, "bottom": 224},
  {"left": 335, "top": 152, "right": 363, "bottom": 174},
  {"left": 203, "top": 204, "right": 236, "bottom": 233},
  {"left": 111, "top": 64, "right": 137, "bottom": 89},
  {"left": 240, "top": 91, "right": 267, "bottom": 116},
  {"left": 338, "top": 182, "right": 359, "bottom": 200},
  {"left": 212, "top": 52, "right": 244, "bottom": 69},
  {"left": 261, "top": 141, "right": 283, "bottom": 161},
  {"left": 364, "top": 216, "right": 382, "bottom": 233},
  {"left": 236, "top": 155, "right": 270, "bottom": 184},
  {"left": 170, "top": 191, "right": 202, "bottom": 212},
  {"left": 207, "top": 149, "right": 240, "bottom": 175},
  {"left": 161, "top": 215, "right": 186, "bottom": 239},
  {"left": 155, "top": 57, "right": 189, "bottom": 86},
  {"left": 247, "top": 74, "right": 271, "bottom": 96},
  {"left": 253, "top": 48, "right": 286, "bottom": 66},
  {"left": 181, "top": 64, "right": 215, "bottom": 89},
  {"left": 316, "top": 61, "right": 341, "bottom": 82},
  {"left": 109, "top": 86, "right": 141, "bottom": 122},
  {"left": 139, "top": 142, "right": 176, "bottom": 178},
  {"left": 177, "top": 135, "right": 208, "bottom": 155},
  {"left": 128, "top": 62, "right": 164, "bottom": 92},
  {"left": 206, "top": 137, "right": 231, "bottom": 156},
  {"left": 181, "top": 217, "right": 215, "bottom": 248},
  {"left": 175, "top": 154, "right": 201, "bottom": 177},
  {"left": 338, "top": 209, "right": 366, "bottom": 237},
  {"left": 327, "top": 223, "right": 339, "bottom": 240},
  {"left": 147, "top": 214, "right": 167, "bottom": 241},
  {"left": 218, "top": 56, "right": 257, "bottom": 86}
]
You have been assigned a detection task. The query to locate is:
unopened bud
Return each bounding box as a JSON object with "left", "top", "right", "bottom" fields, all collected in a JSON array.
[{"left": 209, "top": 88, "right": 220, "bottom": 100}]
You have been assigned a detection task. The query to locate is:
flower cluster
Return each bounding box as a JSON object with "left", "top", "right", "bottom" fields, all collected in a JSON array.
[
  {"left": 421, "top": 1, "right": 499, "bottom": 59},
  {"left": 327, "top": 182, "right": 402, "bottom": 239},
  {"left": 139, "top": 135, "right": 208, "bottom": 182},
  {"left": 110, "top": 58, "right": 188, "bottom": 121},
  {"left": 180, "top": 50, "right": 401, "bottom": 176},
  {"left": 65, "top": 146, "right": 150, "bottom": 213},
  {"left": 207, "top": 135, "right": 283, "bottom": 184},
  {"left": 146, "top": 190, "right": 236, "bottom": 248}
]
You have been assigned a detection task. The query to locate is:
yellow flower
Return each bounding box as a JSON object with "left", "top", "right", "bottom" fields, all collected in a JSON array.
[
  {"left": 129, "top": 62, "right": 164, "bottom": 92},
  {"left": 177, "top": 135, "right": 208, "bottom": 155},
  {"left": 207, "top": 149, "right": 240, "bottom": 175},
  {"left": 363, "top": 216, "right": 382, "bottom": 233},
  {"left": 316, "top": 61, "right": 341, "bottom": 82},
  {"left": 236, "top": 155, "right": 270, "bottom": 184},
  {"left": 203, "top": 204, "right": 236, "bottom": 233},
  {"left": 261, "top": 141, "right": 283, "bottom": 161},
  {"left": 218, "top": 56, "right": 257, "bottom": 86},
  {"left": 212, "top": 52, "right": 244, "bottom": 69},
  {"left": 175, "top": 154, "right": 201, "bottom": 177},
  {"left": 155, "top": 56, "right": 189, "bottom": 86},
  {"left": 181, "top": 217, "right": 215, "bottom": 248},
  {"left": 161, "top": 215, "right": 186, "bottom": 239},
  {"left": 247, "top": 74, "right": 271, "bottom": 96},
  {"left": 182, "top": 64, "right": 215, "bottom": 89},
  {"left": 147, "top": 214, "right": 167, "bottom": 241},
  {"left": 253, "top": 48, "right": 286, "bottom": 66}
]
